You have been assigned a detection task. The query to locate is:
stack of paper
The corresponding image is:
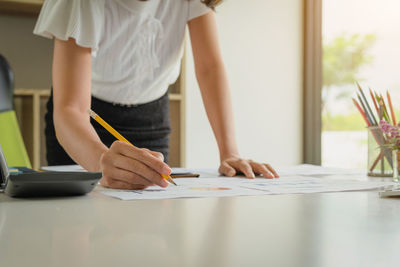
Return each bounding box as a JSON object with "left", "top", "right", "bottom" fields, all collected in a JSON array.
[
  {"left": 99, "top": 174, "right": 395, "bottom": 201},
  {"left": 41, "top": 164, "right": 395, "bottom": 201}
]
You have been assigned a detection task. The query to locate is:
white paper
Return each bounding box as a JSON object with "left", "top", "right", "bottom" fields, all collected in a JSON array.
[
  {"left": 239, "top": 176, "right": 393, "bottom": 194},
  {"left": 98, "top": 174, "right": 396, "bottom": 201},
  {"left": 41, "top": 165, "right": 396, "bottom": 200},
  {"left": 276, "top": 164, "right": 365, "bottom": 177},
  {"left": 98, "top": 178, "right": 262, "bottom": 200},
  {"left": 41, "top": 165, "right": 87, "bottom": 172}
]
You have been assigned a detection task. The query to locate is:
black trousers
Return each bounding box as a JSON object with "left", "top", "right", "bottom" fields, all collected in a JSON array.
[{"left": 45, "top": 92, "right": 171, "bottom": 165}]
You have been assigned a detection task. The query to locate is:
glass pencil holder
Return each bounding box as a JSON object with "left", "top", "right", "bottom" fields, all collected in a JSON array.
[
  {"left": 367, "top": 126, "right": 393, "bottom": 177},
  {"left": 392, "top": 149, "right": 400, "bottom": 182}
]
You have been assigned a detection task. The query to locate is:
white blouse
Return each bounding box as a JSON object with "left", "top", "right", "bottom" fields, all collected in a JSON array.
[{"left": 34, "top": 0, "right": 211, "bottom": 105}]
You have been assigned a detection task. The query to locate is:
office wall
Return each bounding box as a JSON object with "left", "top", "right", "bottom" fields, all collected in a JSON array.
[
  {"left": 0, "top": 15, "right": 53, "bottom": 89},
  {"left": 185, "top": 0, "right": 304, "bottom": 168}
]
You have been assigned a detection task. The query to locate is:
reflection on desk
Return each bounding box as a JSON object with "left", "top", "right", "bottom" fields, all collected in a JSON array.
[{"left": 0, "top": 167, "right": 399, "bottom": 267}]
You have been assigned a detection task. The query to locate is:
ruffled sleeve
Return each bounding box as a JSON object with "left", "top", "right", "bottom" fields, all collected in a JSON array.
[
  {"left": 188, "top": 0, "right": 212, "bottom": 21},
  {"left": 33, "top": 0, "right": 104, "bottom": 52}
]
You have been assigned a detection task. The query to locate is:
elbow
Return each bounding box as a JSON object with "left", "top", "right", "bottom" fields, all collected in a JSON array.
[
  {"left": 53, "top": 107, "right": 68, "bottom": 144},
  {"left": 53, "top": 106, "right": 84, "bottom": 140},
  {"left": 195, "top": 60, "right": 226, "bottom": 81}
]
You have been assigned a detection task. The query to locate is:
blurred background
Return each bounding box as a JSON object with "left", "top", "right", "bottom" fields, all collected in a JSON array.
[
  {"left": 2, "top": 0, "right": 396, "bottom": 170},
  {"left": 322, "top": 0, "right": 400, "bottom": 168}
]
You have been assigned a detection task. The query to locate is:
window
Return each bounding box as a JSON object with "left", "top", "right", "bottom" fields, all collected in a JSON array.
[{"left": 321, "top": 0, "right": 400, "bottom": 168}]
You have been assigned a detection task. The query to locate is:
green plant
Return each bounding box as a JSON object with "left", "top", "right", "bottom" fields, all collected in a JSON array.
[{"left": 323, "top": 33, "right": 376, "bottom": 88}]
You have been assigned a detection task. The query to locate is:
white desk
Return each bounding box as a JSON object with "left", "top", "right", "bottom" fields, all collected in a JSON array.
[{"left": 0, "top": 169, "right": 399, "bottom": 267}]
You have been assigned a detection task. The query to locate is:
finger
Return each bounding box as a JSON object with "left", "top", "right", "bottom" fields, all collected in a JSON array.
[
  {"left": 230, "top": 159, "right": 255, "bottom": 179},
  {"left": 102, "top": 167, "right": 155, "bottom": 187},
  {"left": 250, "top": 162, "right": 273, "bottom": 179},
  {"left": 265, "top": 163, "right": 279, "bottom": 178},
  {"left": 112, "top": 154, "right": 168, "bottom": 188},
  {"left": 218, "top": 161, "right": 236, "bottom": 177},
  {"left": 100, "top": 177, "right": 148, "bottom": 190},
  {"left": 143, "top": 148, "right": 164, "bottom": 162},
  {"left": 103, "top": 149, "right": 168, "bottom": 188},
  {"left": 112, "top": 141, "right": 171, "bottom": 175}
]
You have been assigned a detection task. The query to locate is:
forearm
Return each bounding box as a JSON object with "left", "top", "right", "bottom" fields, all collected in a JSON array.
[
  {"left": 51, "top": 38, "right": 106, "bottom": 172},
  {"left": 54, "top": 106, "right": 108, "bottom": 172},
  {"left": 196, "top": 64, "right": 239, "bottom": 160}
]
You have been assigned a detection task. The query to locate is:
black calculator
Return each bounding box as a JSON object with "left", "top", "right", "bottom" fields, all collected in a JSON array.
[{"left": 0, "top": 145, "right": 101, "bottom": 197}]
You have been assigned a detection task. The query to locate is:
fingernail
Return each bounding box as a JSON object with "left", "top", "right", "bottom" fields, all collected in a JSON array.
[
  {"left": 161, "top": 179, "right": 169, "bottom": 187},
  {"left": 162, "top": 167, "right": 172, "bottom": 175}
]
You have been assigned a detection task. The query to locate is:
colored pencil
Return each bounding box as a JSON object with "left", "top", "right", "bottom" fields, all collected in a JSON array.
[
  {"left": 380, "top": 94, "right": 391, "bottom": 123},
  {"left": 378, "top": 100, "right": 384, "bottom": 120},
  {"left": 353, "top": 92, "right": 393, "bottom": 168},
  {"left": 357, "top": 94, "right": 373, "bottom": 125},
  {"left": 357, "top": 82, "right": 377, "bottom": 125},
  {"left": 369, "top": 111, "right": 393, "bottom": 168},
  {"left": 354, "top": 85, "right": 394, "bottom": 170},
  {"left": 387, "top": 91, "right": 397, "bottom": 125},
  {"left": 375, "top": 94, "right": 387, "bottom": 122},
  {"left": 369, "top": 88, "right": 379, "bottom": 118},
  {"left": 370, "top": 152, "right": 383, "bottom": 172},
  {"left": 374, "top": 91, "right": 380, "bottom": 114},
  {"left": 352, "top": 98, "right": 371, "bottom": 126},
  {"left": 370, "top": 89, "right": 383, "bottom": 123},
  {"left": 88, "top": 109, "right": 177, "bottom": 186}
]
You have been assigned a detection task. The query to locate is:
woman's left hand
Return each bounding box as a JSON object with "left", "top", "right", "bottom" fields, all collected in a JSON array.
[{"left": 219, "top": 156, "right": 279, "bottom": 179}]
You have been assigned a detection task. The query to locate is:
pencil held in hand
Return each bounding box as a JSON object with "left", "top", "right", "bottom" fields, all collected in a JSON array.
[{"left": 88, "top": 109, "right": 177, "bottom": 186}]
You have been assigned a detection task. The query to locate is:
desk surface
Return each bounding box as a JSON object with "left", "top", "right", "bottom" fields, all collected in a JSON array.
[{"left": 1, "top": 172, "right": 400, "bottom": 267}]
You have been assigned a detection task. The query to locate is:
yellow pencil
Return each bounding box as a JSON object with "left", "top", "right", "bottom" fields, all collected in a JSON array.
[{"left": 88, "top": 109, "right": 177, "bottom": 186}]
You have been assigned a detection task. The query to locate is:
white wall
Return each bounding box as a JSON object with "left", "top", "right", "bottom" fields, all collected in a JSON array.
[{"left": 185, "top": 0, "right": 304, "bottom": 168}]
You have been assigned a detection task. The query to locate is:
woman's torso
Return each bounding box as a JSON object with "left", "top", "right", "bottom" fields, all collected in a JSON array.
[
  {"left": 92, "top": 0, "right": 188, "bottom": 105},
  {"left": 34, "top": 0, "right": 210, "bottom": 105}
]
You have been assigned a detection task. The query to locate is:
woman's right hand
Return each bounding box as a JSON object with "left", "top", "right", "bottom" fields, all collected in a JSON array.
[{"left": 99, "top": 141, "right": 172, "bottom": 190}]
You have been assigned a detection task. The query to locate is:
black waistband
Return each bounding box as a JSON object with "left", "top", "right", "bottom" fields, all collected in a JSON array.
[{"left": 92, "top": 91, "right": 169, "bottom": 109}]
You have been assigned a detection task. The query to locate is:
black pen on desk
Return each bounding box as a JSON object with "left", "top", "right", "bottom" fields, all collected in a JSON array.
[{"left": 171, "top": 173, "right": 200, "bottom": 178}]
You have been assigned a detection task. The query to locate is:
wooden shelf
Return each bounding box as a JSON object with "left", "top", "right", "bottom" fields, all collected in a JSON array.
[
  {"left": 169, "top": 94, "right": 183, "bottom": 101},
  {"left": 0, "top": 0, "right": 43, "bottom": 16},
  {"left": 14, "top": 89, "right": 183, "bottom": 101},
  {"left": 14, "top": 88, "right": 49, "bottom": 96}
]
